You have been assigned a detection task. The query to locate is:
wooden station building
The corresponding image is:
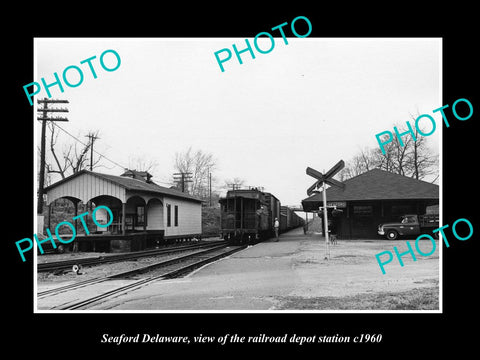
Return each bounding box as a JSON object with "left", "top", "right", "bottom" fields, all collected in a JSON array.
[
  {"left": 301, "top": 169, "right": 439, "bottom": 239},
  {"left": 43, "top": 169, "right": 202, "bottom": 252}
]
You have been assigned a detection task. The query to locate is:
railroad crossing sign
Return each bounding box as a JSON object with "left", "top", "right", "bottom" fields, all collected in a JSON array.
[
  {"left": 306, "top": 160, "right": 345, "bottom": 196},
  {"left": 305, "top": 160, "right": 345, "bottom": 259}
]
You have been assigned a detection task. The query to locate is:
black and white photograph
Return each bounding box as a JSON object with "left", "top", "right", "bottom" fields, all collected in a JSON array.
[
  {"left": 7, "top": 5, "right": 478, "bottom": 355},
  {"left": 32, "top": 37, "right": 441, "bottom": 312}
]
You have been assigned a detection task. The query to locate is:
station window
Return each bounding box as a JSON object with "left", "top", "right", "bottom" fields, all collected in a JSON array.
[
  {"left": 174, "top": 205, "right": 178, "bottom": 226},
  {"left": 136, "top": 206, "right": 145, "bottom": 226},
  {"left": 353, "top": 205, "right": 373, "bottom": 216},
  {"left": 391, "top": 204, "right": 415, "bottom": 216},
  {"left": 167, "top": 204, "right": 171, "bottom": 227}
]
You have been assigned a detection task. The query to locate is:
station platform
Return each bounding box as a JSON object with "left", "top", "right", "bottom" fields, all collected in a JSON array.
[{"left": 87, "top": 227, "right": 440, "bottom": 311}]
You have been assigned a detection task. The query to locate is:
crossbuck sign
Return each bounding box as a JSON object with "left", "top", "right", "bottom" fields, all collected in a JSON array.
[{"left": 306, "top": 160, "right": 345, "bottom": 259}]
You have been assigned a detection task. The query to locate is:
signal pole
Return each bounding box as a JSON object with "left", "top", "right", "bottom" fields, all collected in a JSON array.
[{"left": 37, "top": 98, "right": 69, "bottom": 214}]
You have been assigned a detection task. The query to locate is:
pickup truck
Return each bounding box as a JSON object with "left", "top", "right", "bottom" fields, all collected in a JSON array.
[{"left": 377, "top": 214, "right": 439, "bottom": 240}]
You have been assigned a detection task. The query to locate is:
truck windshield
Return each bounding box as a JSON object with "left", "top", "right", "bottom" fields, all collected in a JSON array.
[{"left": 401, "top": 216, "right": 416, "bottom": 224}]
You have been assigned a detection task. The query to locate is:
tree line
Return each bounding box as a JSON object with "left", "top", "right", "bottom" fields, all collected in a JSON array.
[
  {"left": 339, "top": 117, "right": 439, "bottom": 183},
  {"left": 42, "top": 126, "right": 231, "bottom": 204},
  {"left": 41, "top": 116, "right": 438, "bottom": 207}
]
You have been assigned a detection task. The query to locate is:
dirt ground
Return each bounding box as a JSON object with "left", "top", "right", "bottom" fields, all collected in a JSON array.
[{"left": 281, "top": 235, "right": 440, "bottom": 310}]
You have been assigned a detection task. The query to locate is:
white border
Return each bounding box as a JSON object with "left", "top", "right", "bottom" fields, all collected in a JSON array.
[{"left": 33, "top": 37, "right": 443, "bottom": 314}]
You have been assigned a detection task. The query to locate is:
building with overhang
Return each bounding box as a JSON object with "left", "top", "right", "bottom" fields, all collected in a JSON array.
[
  {"left": 301, "top": 168, "right": 439, "bottom": 239},
  {"left": 43, "top": 169, "right": 203, "bottom": 251}
]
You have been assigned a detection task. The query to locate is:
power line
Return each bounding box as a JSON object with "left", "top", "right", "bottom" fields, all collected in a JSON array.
[
  {"left": 51, "top": 122, "right": 126, "bottom": 170},
  {"left": 50, "top": 122, "right": 174, "bottom": 187}
]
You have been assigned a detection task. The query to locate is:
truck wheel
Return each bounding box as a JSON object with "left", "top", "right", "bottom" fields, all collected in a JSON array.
[{"left": 386, "top": 230, "right": 398, "bottom": 240}]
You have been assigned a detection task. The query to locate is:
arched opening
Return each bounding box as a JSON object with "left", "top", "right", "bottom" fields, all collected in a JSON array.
[
  {"left": 89, "top": 195, "right": 124, "bottom": 235},
  {"left": 125, "top": 195, "right": 147, "bottom": 232},
  {"left": 147, "top": 198, "right": 164, "bottom": 231},
  {"left": 145, "top": 198, "right": 165, "bottom": 248},
  {"left": 47, "top": 196, "right": 83, "bottom": 233}
]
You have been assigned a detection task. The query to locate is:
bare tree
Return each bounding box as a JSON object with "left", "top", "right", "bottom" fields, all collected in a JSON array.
[
  {"left": 46, "top": 123, "right": 70, "bottom": 179},
  {"left": 46, "top": 127, "right": 102, "bottom": 181},
  {"left": 340, "top": 120, "right": 438, "bottom": 182},
  {"left": 372, "top": 134, "right": 397, "bottom": 173},
  {"left": 65, "top": 130, "right": 102, "bottom": 174},
  {"left": 340, "top": 146, "right": 385, "bottom": 180},
  {"left": 128, "top": 156, "right": 158, "bottom": 174},
  {"left": 408, "top": 115, "right": 439, "bottom": 180},
  {"left": 392, "top": 123, "right": 414, "bottom": 176},
  {"left": 174, "top": 147, "right": 217, "bottom": 198}
]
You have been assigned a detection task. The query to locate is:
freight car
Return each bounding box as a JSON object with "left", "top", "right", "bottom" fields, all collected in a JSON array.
[
  {"left": 280, "top": 206, "right": 304, "bottom": 232},
  {"left": 219, "top": 188, "right": 303, "bottom": 244}
]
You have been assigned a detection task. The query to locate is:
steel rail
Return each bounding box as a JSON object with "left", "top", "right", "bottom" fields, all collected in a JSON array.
[
  {"left": 160, "top": 246, "right": 247, "bottom": 279},
  {"left": 37, "top": 240, "right": 227, "bottom": 273},
  {"left": 38, "top": 244, "right": 229, "bottom": 298},
  {"left": 56, "top": 245, "right": 246, "bottom": 310}
]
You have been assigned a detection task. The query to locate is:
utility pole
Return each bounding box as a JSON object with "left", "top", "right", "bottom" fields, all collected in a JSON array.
[
  {"left": 227, "top": 183, "right": 241, "bottom": 191},
  {"left": 209, "top": 171, "right": 212, "bottom": 206},
  {"left": 173, "top": 172, "right": 193, "bottom": 193},
  {"left": 37, "top": 98, "right": 69, "bottom": 214},
  {"left": 85, "top": 132, "right": 100, "bottom": 171}
]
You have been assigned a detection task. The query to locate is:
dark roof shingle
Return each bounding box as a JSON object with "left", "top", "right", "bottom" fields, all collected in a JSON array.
[{"left": 302, "top": 168, "right": 439, "bottom": 210}]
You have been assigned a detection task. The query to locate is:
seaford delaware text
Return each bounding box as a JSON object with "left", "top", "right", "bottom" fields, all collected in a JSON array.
[
  {"left": 375, "top": 98, "right": 473, "bottom": 154},
  {"left": 375, "top": 217, "right": 474, "bottom": 274},
  {"left": 16, "top": 205, "right": 113, "bottom": 262},
  {"left": 23, "top": 49, "right": 121, "bottom": 106},
  {"left": 214, "top": 16, "right": 312, "bottom": 72}
]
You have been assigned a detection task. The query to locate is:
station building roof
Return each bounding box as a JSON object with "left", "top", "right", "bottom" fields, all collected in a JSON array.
[
  {"left": 44, "top": 169, "right": 202, "bottom": 204},
  {"left": 302, "top": 168, "right": 439, "bottom": 212}
]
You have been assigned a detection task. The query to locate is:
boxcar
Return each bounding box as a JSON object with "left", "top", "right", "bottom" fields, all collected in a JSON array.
[{"left": 280, "top": 206, "right": 304, "bottom": 233}]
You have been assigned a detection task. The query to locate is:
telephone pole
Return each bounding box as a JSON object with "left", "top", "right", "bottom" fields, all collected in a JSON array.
[
  {"left": 209, "top": 171, "right": 212, "bottom": 206},
  {"left": 173, "top": 172, "right": 193, "bottom": 193},
  {"left": 37, "top": 98, "right": 69, "bottom": 214},
  {"left": 85, "top": 132, "right": 100, "bottom": 171},
  {"left": 227, "top": 183, "right": 241, "bottom": 191}
]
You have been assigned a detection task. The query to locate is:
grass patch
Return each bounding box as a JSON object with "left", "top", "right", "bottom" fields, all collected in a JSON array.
[{"left": 276, "top": 286, "right": 439, "bottom": 310}]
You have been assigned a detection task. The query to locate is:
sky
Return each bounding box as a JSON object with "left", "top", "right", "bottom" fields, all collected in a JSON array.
[{"left": 34, "top": 37, "right": 441, "bottom": 206}]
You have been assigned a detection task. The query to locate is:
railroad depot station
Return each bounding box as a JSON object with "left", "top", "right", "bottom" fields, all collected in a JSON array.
[
  {"left": 301, "top": 169, "right": 439, "bottom": 239},
  {"left": 37, "top": 167, "right": 441, "bottom": 311},
  {"left": 42, "top": 167, "right": 440, "bottom": 253},
  {"left": 43, "top": 169, "right": 203, "bottom": 252}
]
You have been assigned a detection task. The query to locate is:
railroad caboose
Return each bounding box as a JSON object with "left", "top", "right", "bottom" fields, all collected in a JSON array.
[{"left": 219, "top": 189, "right": 280, "bottom": 244}]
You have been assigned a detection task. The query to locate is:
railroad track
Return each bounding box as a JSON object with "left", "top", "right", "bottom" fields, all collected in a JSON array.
[
  {"left": 37, "top": 240, "right": 227, "bottom": 273},
  {"left": 38, "top": 244, "right": 246, "bottom": 310}
]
